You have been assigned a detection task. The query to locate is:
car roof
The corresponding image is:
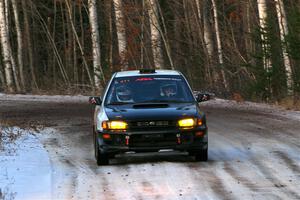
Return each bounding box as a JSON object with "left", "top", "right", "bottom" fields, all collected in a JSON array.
[{"left": 115, "top": 70, "right": 181, "bottom": 78}]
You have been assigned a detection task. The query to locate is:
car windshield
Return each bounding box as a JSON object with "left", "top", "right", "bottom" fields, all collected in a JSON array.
[{"left": 105, "top": 75, "right": 195, "bottom": 105}]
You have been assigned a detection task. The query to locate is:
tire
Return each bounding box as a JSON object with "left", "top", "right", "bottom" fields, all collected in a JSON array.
[
  {"left": 95, "top": 136, "right": 109, "bottom": 166},
  {"left": 194, "top": 149, "right": 208, "bottom": 162}
]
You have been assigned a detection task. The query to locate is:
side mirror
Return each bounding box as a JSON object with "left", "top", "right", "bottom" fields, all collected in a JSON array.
[
  {"left": 89, "top": 96, "right": 102, "bottom": 105},
  {"left": 196, "top": 93, "right": 210, "bottom": 102}
]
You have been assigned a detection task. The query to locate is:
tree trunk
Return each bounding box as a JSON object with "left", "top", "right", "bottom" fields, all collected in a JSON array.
[
  {"left": 156, "top": 2, "right": 174, "bottom": 69},
  {"left": 274, "top": 0, "right": 293, "bottom": 95},
  {"left": 4, "top": 0, "right": 20, "bottom": 92},
  {"left": 88, "top": 0, "right": 104, "bottom": 90},
  {"left": 12, "top": 0, "right": 25, "bottom": 91},
  {"left": 64, "top": 0, "right": 94, "bottom": 89},
  {"left": 22, "top": 0, "right": 38, "bottom": 89},
  {"left": 198, "top": 0, "right": 214, "bottom": 59},
  {"left": 113, "top": 0, "right": 128, "bottom": 70},
  {"left": 105, "top": 0, "right": 113, "bottom": 73},
  {"left": 0, "top": 0, "right": 14, "bottom": 92},
  {"left": 211, "top": 0, "right": 228, "bottom": 91},
  {"left": 195, "top": 0, "right": 214, "bottom": 86},
  {"left": 0, "top": 65, "right": 5, "bottom": 88},
  {"left": 257, "top": 0, "right": 272, "bottom": 72},
  {"left": 65, "top": 0, "right": 73, "bottom": 79},
  {"left": 147, "top": 0, "right": 164, "bottom": 69},
  {"left": 257, "top": 0, "right": 272, "bottom": 97}
]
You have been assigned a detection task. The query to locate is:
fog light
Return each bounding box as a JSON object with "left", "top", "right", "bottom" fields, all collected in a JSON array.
[
  {"left": 102, "top": 134, "right": 111, "bottom": 139},
  {"left": 195, "top": 131, "right": 204, "bottom": 137}
]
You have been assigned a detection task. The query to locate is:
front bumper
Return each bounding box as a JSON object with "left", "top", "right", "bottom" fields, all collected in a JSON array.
[{"left": 97, "top": 127, "right": 208, "bottom": 154}]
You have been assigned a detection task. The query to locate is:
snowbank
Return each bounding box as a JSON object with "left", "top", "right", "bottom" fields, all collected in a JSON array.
[{"left": 0, "top": 127, "right": 53, "bottom": 200}]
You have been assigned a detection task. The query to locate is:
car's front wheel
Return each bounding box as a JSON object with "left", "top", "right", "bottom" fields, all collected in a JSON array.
[{"left": 94, "top": 135, "right": 109, "bottom": 166}]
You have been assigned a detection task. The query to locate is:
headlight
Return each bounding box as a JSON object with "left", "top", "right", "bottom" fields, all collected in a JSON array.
[
  {"left": 178, "top": 118, "right": 195, "bottom": 128},
  {"left": 102, "top": 121, "right": 128, "bottom": 130}
]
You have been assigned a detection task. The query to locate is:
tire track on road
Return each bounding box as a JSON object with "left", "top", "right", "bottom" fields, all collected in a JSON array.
[
  {"left": 251, "top": 158, "right": 300, "bottom": 199},
  {"left": 274, "top": 151, "right": 300, "bottom": 175}
]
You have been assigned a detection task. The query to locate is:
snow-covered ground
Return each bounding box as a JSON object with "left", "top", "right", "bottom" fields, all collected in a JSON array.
[{"left": 0, "top": 127, "right": 53, "bottom": 200}]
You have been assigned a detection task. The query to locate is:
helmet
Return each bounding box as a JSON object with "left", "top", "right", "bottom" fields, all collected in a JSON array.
[
  {"left": 116, "top": 86, "right": 133, "bottom": 102},
  {"left": 160, "top": 84, "right": 177, "bottom": 97}
]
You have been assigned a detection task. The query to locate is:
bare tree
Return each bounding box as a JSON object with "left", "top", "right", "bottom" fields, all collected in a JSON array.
[
  {"left": 274, "top": 0, "right": 293, "bottom": 95},
  {"left": 196, "top": 0, "right": 214, "bottom": 59},
  {"left": 64, "top": 0, "right": 94, "bottom": 88},
  {"left": 0, "top": 0, "right": 14, "bottom": 92},
  {"left": 156, "top": 1, "right": 174, "bottom": 69},
  {"left": 113, "top": 0, "right": 128, "bottom": 70},
  {"left": 147, "top": 0, "right": 164, "bottom": 69},
  {"left": 105, "top": 0, "right": 113, "bottom": 73},
  {"left": 257, "top": 0, "right": 272, "bottom": 72},
  {"left": 195, "top": 0, "right": 214, "bottom": 85},
  {"left": 4, "top": 0, "right": 21, "bottom": 92},
  {"left": 12, "top": 0, "right": 25, "bottom": 91},
  {"left": 211, "top": 0, "right": 228, "bottom": 90},
  {"left": 22, "top": 0, "right": 38, "bottom": 90},
  {"left": 88, "top": 0, "right": 104, "bottom": 90}
]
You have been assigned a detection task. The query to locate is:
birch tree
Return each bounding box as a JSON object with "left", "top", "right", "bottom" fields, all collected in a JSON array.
[
  {"left": 274, "top": 0, "right": 293, "bottom": 95},
  {"left": 113, "top": 0, "right": 128, "bottom": 70},
  {"left": 196, "top": 0, "right": 214, "bottom": 59},
  {"left": 257, "top": 0, "right": 274, "bottom": 98},
  {"left": 211, "top": 0, "right": 228, "bottom": 90},
  {"left": 147, "top": 0, "right": 164, "bottom": 69},
  {"left": 257, "top": 0, "right": 272, "bottom": 72},
  {"left": 195, "top": 0, "right": 214, "bottom": 85},
  {"left": 88, "top": 0, "right": 104, "bottom": 90},
  {"left": 4, "top": 0, "right": 20, "bottom": 92},
  {"left": 0, "top": 0, "right": 14, "bottom": 92},
  {"left": 12, "top": 0, "right": 25, "bottom": 91}
]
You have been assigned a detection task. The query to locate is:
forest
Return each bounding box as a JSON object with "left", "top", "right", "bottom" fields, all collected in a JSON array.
[{"left": 0, "top": 0, "right": 299, "bottom": 103}]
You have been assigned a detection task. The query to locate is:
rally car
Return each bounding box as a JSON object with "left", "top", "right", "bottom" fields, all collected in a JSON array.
[{"left": 89, "top": 69, "right": 210, "bottom": 165}]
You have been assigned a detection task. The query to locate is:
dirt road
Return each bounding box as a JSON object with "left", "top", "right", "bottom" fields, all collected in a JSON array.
[{"left": 1, "top": 95, "right": 300, "bottom": 199}]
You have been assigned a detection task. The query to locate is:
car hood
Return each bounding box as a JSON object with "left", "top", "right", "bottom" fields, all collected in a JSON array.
[{"left": 104, "top": 103, "right": 200, "bottom": 121}]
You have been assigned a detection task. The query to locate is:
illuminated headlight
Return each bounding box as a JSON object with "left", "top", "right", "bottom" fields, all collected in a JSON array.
[
  {"left": 102, "top": 121, "right": 128, "bottom": 130},
  {"left": 178, "top": 118, "right": 195, "bottom": 128}
]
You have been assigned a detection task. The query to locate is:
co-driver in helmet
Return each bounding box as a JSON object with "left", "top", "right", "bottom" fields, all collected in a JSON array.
[{"left": 160, "top": 84, "right": 177, "bottom": 97}]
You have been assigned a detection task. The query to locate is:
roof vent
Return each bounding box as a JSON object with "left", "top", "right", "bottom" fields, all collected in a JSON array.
[{"left": 139, "top": 69, "right": 156, "bottom": 74}]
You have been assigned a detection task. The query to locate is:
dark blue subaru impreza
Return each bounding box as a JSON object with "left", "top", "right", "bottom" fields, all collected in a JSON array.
[{"left": 90, "top": 69, "right": 210, "bottom": 165}]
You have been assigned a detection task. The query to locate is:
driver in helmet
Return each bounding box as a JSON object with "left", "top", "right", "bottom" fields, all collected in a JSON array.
[
  {"left": 160, "top": 84, "right": 177, "bottom": 97},
  {"left": 116, "top": 85, "right": 134, "bottom": 102}
]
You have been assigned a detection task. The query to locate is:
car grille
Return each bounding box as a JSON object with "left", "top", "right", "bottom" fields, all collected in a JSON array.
[
  {"left": 129, "top": 133, "right": 177, "bottom": 147},
  {"left": 128, "top": 120, "right": 177, "bottom": 131},
  {"left": 129, "top": 132, "right": 193, "bottom": 147}
]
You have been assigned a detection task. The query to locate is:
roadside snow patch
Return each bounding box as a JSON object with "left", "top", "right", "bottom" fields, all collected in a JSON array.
[{"left": 0, "top": 127, "right": 52, "bottom": 200}]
